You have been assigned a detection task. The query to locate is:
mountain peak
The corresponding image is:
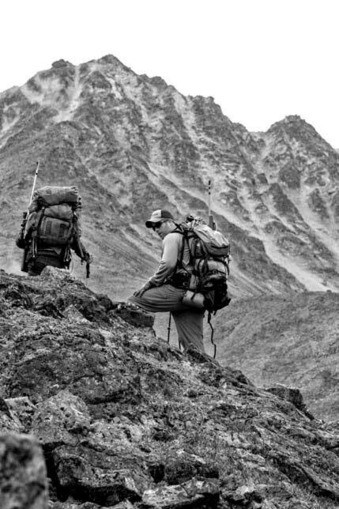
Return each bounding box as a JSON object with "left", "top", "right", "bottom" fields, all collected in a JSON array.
[
  {"left": 51, "top": 59, "right": 74, "bottom": 69},
  {"left": 269, "top": 114, "right": 312, "bottom": 133},
  {"left": 0, "top": 54, "right": 338, "bottom": 297},
  {"left": 284, "top": 114, "right": 303, "bottom": 123}
]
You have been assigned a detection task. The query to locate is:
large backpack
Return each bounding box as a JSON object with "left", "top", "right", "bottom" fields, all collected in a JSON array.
[
  {"left": 24, "top": 186, "right": 83, "bottom": 264},
  {"left": 179, "top": 217, "right": 231, "bottom": 313}
]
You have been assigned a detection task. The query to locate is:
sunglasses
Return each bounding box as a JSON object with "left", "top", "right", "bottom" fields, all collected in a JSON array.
[{"left": 151, "top": 221, "right": 163, "bottom": 231}]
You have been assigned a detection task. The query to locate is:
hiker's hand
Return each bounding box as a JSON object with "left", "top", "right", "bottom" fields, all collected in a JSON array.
[
  {"left": 83, "top": 252, "right": 93, "bottom": 264},
  {"left": 16, "top": 236, "right": 25, "bottom": 249},
  {"left": 134, "top": 281, "right": 152, "bottom": 297}
]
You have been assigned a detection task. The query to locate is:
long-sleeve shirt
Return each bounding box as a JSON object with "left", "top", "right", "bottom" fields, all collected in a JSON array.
[{"left": 148, "top": 232, "right": 191, "bottom": 287}]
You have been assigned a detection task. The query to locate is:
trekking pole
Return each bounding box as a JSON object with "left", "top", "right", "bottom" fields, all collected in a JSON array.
[
  {"left": 29, "top": 161, "right": 40, "bottom": 205},
  {"left": 85, "top": 255, "right": 91, "bottom": 278},
  {"left": 207, "top": 179, "right": 216, "bottom": 230},
  {"left": 20, "top": 161, "right": 40, "bottom": 272},
  {"left": 167, "top": 313, "right": 172, "bottom": 343},
  {"left": 207, "top": 312, "right": 217, "bottom": 359}
]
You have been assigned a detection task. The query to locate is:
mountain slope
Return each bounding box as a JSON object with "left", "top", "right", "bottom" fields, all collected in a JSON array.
[
  {"left": 0, "top": 56, "right": 338, "bottom": 299},
  {"left": 215, "top": 291, "right": 339, "bottom": 421}
]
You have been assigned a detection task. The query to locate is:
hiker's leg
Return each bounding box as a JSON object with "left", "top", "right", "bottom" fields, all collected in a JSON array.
[
  {"left": 27, "top": 261, "right": 42, "bottom": 276},
  {"left": 130, "top": 285, "right": 205, "bottom": 352},
  {"left": 37, "top": 254, "right": 65, "bottom": 270},
  {"left": 28, "top": 254, "right": 65, "bottom": 276},
  {"left": 129, "top": 285, "right": 185, "bottom": 313},
  {"left": 172, "top": 309, "right": 205, "bottom": 353}
]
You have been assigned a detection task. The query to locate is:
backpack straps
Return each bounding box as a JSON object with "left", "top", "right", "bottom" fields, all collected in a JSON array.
[{"left": 172, "top": 225, "right": 187, "bottom": 269}]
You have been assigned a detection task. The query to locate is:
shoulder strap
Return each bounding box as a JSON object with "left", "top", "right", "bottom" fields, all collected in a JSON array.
[
  {"left": 173, "top": 223, "right": 185, "bottom": 234},
  {"left": 168, "top": 226, "right": 188, "bottom": 269}
]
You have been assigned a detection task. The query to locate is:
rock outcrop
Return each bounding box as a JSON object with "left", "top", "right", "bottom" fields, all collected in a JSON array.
[
  {"left": 0, "top": 433, "right": 48, "bottom": 509},
  {"left": 0, "top": 268, "right": 338, "bottom": 508}
]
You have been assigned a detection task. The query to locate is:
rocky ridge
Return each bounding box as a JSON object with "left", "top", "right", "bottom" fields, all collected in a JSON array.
[
  {"left": 0, "top": 267, "right": 339, "bottom": 508},
  {"left": 0, "top": 56, "right": 338, "bottom": 298}
]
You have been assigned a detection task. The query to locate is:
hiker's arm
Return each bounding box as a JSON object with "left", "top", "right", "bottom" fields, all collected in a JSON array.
[
  {"left": 71, "top": 238, "right": 88, "bottom": 260},
  {"left": 71, "top": 239, "right": 92, "bottom": 264},
  {"left": 71, "top": 239, "right": 92, "bottom": 278},
  {"left": 16, "top": 235, "right": 26, "bottom": 249},
  {"left": 149, "top": 234, "right": 179, "bottom": 286},
  {"left": 133, "top": 234, "right": 180, "bottom": 297}
]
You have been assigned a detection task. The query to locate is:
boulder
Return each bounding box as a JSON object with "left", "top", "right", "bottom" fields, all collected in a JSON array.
[{"left": 0, "top": 433, "right": 48, "bottom": 508}]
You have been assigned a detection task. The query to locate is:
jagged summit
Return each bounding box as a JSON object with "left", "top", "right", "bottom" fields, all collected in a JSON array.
[
  {"left": 268, "top": 114, "right": 335, "bottom": 149},
  {"left": 51, "top": 59, "right": 74, "bottom": 69}
]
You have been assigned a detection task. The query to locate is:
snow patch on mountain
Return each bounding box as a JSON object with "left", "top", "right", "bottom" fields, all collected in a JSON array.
[
  {"left": 55, "top": 66, "right": 82, "bottom": 122},
  {"left": 1, "top": 104, "right": 20, "bottom": 133},
  {"left": 21, "top": 76, "right": 59, "bottom": 106}
]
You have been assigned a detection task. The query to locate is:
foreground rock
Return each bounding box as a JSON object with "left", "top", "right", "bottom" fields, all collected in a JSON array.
[
  {"left": 0, "top": 433, "right": 48, "bottom": 509},
  {"left": 0, "top": 268, "right": 338, "bottom": 508}
]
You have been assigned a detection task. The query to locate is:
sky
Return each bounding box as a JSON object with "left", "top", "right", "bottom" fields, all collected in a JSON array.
[{"left": 1, "top": 0, "right": 339, "bottom": 147}]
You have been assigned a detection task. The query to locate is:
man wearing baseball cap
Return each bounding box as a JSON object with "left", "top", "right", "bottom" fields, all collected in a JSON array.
[{"left": 129, "top": 209, "right": 205, "bottom": 353}]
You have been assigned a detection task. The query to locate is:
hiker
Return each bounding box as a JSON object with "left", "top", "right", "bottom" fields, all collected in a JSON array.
[
  {"left": 16, "top": 185, "right": 92, "bottom": 277},
  {"left": 129, "top": 209, "right": 205, "bottom": 353}
]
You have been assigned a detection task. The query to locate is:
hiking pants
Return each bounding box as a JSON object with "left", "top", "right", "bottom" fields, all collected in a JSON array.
[
  {"left": 129, "top": 284, "right": 205, "bottom": 353},
  {"left": 27, "top": 254, "right": 65, "bottom": 276}
]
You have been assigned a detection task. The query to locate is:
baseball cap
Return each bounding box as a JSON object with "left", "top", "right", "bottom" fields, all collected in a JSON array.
[{"left": 145, "top": 209, "right": 174, "bottom": 228}]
